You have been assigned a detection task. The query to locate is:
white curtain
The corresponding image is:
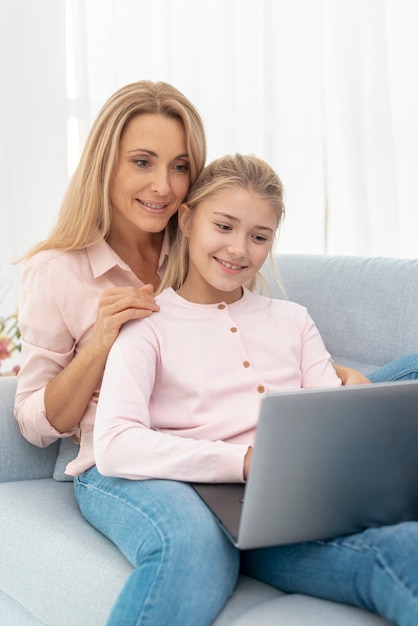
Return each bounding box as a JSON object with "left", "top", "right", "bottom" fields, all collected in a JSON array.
[
  {"left": 1, "top": 0, "right": 417, "bottom": 314},
  {"left": 322, "top": 0, "right": 418, "bottom": 257},
  {"left": 0, "top": 0, "right": 68, "bottom": 313}
]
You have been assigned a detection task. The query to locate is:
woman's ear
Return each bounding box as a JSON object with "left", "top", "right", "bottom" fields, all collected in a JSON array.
[{"left": 178, "top": 203, "right": 193, "bottom": 236}]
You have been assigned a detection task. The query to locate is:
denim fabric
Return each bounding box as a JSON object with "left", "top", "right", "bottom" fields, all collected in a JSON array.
[
  {"left": 241, "top": 523, "right": 418, "bottom": 626},
  {"left": 74, "top": 468, "right": 239, "bottom": 626},
  {"left": 368, "top": 353, "right": 418, "bottom": 383}
]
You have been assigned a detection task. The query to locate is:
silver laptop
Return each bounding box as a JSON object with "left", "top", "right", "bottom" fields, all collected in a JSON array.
[{"left": 192, "top": 380, "right": 418, "bottom": 550}]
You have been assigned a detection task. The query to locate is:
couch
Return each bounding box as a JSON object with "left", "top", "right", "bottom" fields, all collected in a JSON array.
[{"left": 2, "top": 252, "right": 417, "bottom": 625}]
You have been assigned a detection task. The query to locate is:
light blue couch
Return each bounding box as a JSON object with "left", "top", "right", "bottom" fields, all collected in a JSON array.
[{"left": 2, "top": 253, "right": 417, "bottom": 625}]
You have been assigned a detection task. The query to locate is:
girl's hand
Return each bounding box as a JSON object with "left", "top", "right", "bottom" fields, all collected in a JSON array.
[
  {"left": 243, "top": 446, "right": 253, "bottom": 481},
  {"left": 91, "top": 284, "right": 160, "bottom": 353}
]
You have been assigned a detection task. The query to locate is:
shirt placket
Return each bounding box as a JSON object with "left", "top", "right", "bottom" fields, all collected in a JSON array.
[{"left": 217, "top": 303, "right": 267, "bottom": 396}]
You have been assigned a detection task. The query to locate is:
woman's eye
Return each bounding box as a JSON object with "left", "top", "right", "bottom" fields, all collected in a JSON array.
[
  {"left": 174, "top": 163, "right": 190, "bottom": 173},
  {"left": 135, "top": 159, "right": 149, "bottom": 168}
]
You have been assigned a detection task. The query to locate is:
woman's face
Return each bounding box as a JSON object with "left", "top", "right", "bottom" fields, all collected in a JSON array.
[{"left": 109, "top": 113, "right": 191, "bottom": 237}]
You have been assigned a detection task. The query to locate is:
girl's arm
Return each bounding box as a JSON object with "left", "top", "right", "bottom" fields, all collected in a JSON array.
[
  {"left": 295, "top": 305, "right": 369, "bottom": 386},
  {"left": 94, "top": 322, "right": 248, "bottom": 484},
  {"left": 298, "top": 309, "right": 342, "bottom": 388}
]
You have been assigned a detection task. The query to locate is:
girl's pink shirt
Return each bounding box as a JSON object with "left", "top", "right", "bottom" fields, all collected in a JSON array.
[
  {"left": 94, "top": 287, "right": 341, "bottom": 484},
  {"left": 14, "top": 237, "right": 169, "bottom": 476}
]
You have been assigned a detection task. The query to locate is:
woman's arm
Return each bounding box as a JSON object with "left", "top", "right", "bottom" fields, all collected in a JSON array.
[
  {"left": 44, "top": 284, "right": 159, "bottom": 433},
  {"left": 15, "top": 253, "right": 159, "bottom": 445}
]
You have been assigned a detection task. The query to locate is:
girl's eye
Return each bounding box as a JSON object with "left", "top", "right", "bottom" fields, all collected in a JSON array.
[
  {"left": 252, "top": 234, "right": 269, "bottom": 243},
  {"left": 215, "top": 223, "right": 232, "bottom": 231},
  {"left": 134, "top": 159, "right": 149, "bottom": 168}
]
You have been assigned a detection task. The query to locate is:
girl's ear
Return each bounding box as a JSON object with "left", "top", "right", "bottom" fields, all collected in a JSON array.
[{"left": 178, "top": 203, "right": 193, "bottom": 237}]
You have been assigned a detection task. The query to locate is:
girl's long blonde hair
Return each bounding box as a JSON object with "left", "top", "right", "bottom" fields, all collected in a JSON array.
[
  {"left": 159, "top": 153, "right": 285, "bottom": 294},
  {"left": 25, "top": 81, "right": 206, "bottom": 258}
]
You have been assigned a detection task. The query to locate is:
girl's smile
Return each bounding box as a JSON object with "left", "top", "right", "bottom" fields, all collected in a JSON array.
[{"left": 213, "top": 257, "right": 248, "bottom": 273}]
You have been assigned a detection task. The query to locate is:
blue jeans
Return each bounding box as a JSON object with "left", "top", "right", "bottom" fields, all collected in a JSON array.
[
  {"left": 368, "top": 353, "right": 418, "bottom": 383},
  {"left": 74, "top": 468, "right": 240, "bottom": 625},
  {"left": 241, "top": 522, "right": 418, "bottom": 626},
  {"left": 75, "top": 353, "right": 418, "bottom": 625}
]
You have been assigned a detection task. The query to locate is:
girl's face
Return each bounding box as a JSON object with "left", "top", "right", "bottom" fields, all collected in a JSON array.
[
  {"left": 109, "top": 113, "right": 191, "bottom": 238},
  {"left": 178, "top": 187, "right": 278, "bottom": 304}
]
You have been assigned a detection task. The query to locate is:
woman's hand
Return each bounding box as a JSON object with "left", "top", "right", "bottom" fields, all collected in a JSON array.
[
  {"left": 333, "top": 363, "right": 370, "bottom": 386},
  {"left": 44, "top": 284, "right": 160, "bottom": 433},
  {"left": 90, "top": 284, "right": 160, "bottom": 354}
]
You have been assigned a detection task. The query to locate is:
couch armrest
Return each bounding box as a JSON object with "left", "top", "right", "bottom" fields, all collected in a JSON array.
[{"left": 0, "top": 376, "right": 59, "bottom": 482}]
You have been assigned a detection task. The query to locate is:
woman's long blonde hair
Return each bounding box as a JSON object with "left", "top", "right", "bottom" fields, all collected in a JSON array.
[
  {"left": 159, "top": 153, "right": 285, "bottom": 294},
  {"left": 25, "top": 81, "right": 206, "bottom": 257}
]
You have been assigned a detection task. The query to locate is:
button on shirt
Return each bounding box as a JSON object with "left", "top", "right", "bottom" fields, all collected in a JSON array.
[
  {"left": 94, "top": 287, "right": 341, "bottom": 484},
  {"left": 14, "top": 236, "right": 169, "bottom": 476}
]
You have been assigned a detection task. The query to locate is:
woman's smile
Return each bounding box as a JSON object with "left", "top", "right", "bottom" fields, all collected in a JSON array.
[{"left": 137, "top": 198, "right": 170, "bottom": 213}]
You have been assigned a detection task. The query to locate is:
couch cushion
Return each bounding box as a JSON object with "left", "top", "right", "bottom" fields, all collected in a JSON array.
[
  {"left": 0, "top": 479, "right": 283, "bottom": 625},
  {"left": 213, "top": 575, "right": 284, "bottom": 625},
  {"left": 0, "top": 479, "right": 132, "bottom": 625},
  {"left": 230, "top": 593, "right": 390, "bottom": 625},
  {"left": 0, "top": 589, "right": 44, "bottom": 626}
]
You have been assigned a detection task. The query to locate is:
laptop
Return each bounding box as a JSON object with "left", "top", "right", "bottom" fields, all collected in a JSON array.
[{"left": 192, "top": 380, "right": 418, "bottom": 550}]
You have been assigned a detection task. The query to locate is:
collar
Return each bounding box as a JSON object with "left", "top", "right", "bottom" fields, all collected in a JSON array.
[{"left": 86, "top": 231, "right": 170, "bottom": 280}]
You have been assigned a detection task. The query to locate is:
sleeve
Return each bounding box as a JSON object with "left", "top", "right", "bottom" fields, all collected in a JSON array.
[
  {"left": 94, "top": 321, "right": 248, "bottom": 483},
  {"left": 14, "top": 255, "right": 78, "bottom": 447},
  {"left": 299, "top": 309, "right": 342, "bottom": 388}
]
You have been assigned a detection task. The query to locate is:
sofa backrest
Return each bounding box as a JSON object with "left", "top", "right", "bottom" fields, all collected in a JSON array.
[
  {"left": 0, "top": 376, "right": 59, "bottom": 482},
  {"left": 264, "top": 254, "right": 418, "bottom": 375}
]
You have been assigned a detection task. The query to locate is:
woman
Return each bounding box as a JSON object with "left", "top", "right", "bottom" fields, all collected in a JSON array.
[
  {"left": 14, "top": 80, "right": 206, "bottom": 473},
  {"left": 14, "top": 81, "right": 418, "bottom": 624}
]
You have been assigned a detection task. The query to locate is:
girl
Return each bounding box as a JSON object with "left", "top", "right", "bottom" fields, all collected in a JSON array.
[
  {"left": 92, "top": 153, "right": 418, "bottom": 626},
  {"left": 94, "top": 153, "right": 340, "bottom": 484}
]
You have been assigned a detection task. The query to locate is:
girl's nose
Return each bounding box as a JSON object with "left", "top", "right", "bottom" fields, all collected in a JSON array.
[{"left": 227, "top": 235, "right": 248, "bottom": 257}]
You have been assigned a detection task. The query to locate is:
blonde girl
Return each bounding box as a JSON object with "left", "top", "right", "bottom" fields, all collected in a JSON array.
[{"left": 93, "top": 153, "right": 418, "bottom": 626}]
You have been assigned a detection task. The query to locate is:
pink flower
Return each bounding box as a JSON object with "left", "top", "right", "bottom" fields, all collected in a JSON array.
[{"left": 0, "top": 335, "right": 12, "bottom": 361}]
